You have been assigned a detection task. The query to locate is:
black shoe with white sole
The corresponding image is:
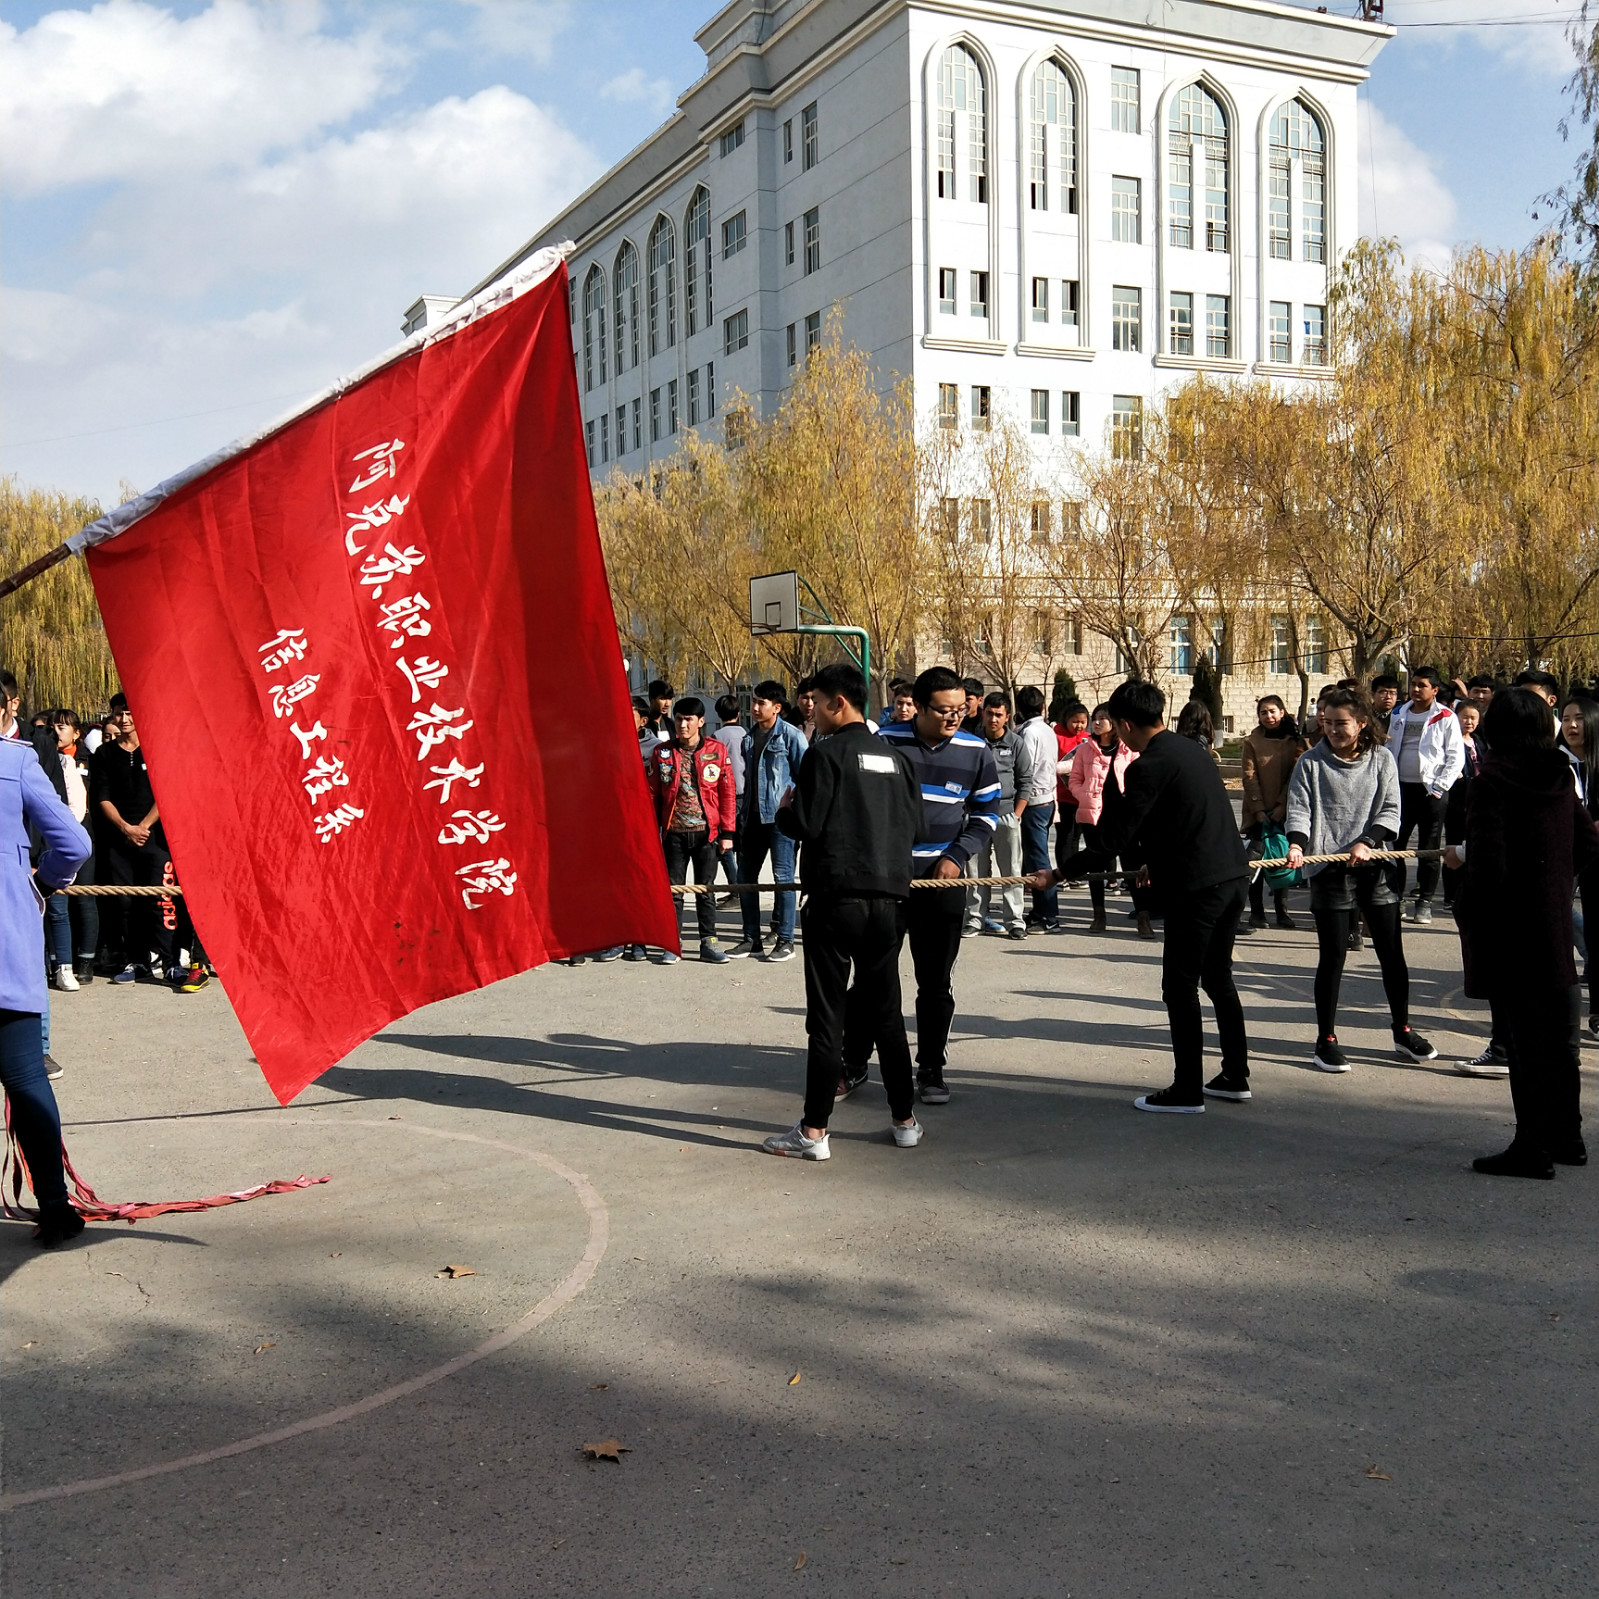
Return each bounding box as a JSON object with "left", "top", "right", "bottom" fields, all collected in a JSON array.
[
  {"left": 916, "top": 1072, "right": 950, "bottom": 1105},
  {"left": 1313, "top": 1035, "right": 1351, "bottom": 1073},
  {"left": 1393, "top": 1027, "right": 1438, "bottom": 1063},
  {"left": 1454, "top": 1044, "right": 1509, "bottom": 1077},
  {"left": 1134, "top": 1085, "right": 1204, "bottom": 1114},
  {"left": 1202, "top": 1073, "right": 1252, "bottom": 1102}
]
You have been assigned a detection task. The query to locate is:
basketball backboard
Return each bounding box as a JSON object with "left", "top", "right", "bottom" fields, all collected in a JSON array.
[{"left": 749, "top": 570, "right": 799, "bottom": 634}]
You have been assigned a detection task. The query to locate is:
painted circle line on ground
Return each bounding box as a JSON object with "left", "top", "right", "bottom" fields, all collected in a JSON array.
[{"left": 1, "top": 1116, "right": 609, "bottom": 1512}]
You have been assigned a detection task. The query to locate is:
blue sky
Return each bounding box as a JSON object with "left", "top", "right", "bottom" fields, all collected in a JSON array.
[{"left": 0, "top": 0, "right": 1588, "bottom": 505}]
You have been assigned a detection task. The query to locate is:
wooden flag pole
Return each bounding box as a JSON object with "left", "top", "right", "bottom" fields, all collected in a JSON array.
[{"left": 0, "top": 541, "right": 74, "bottom": 600}]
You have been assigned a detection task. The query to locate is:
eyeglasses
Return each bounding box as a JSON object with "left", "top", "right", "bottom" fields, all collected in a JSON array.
[{"left": 926, "top": 704, "right": 965, "bottom": 720}]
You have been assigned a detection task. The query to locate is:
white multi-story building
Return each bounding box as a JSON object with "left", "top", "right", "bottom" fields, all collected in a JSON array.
[{"left": 432, "top": 0, "right": 1393, "bottom": 717}]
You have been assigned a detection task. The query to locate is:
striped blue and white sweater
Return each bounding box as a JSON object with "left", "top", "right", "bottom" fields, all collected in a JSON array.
[{"left": 875, "top": 723, "right": 1001, "bottom": 874}]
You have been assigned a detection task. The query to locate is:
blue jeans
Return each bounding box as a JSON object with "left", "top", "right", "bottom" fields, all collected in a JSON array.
[
  {"left": 1020, "top": 803, "right": 1058, "bottom": 924},
  {"left": 45, "top": 893, "right": 73, "bottom": 966},
  {"left": 739, "top": 822, "right": 797, "bottom": 945},
  {"left": 1, "top": 1008, "right": 66, "bottom": 1207}
]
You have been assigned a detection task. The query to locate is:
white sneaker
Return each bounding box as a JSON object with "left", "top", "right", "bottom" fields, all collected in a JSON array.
[
  {"left": 892, "top": 1118, "right": 923, "bottom": 1147},
  {"left": 762, "top": 1122, "right": 830, "bottom": 1160},
  {"left": 52, "top": 964, "right": 79, "bottom": 992}
]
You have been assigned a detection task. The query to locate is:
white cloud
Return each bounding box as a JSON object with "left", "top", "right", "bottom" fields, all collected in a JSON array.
[
  {"left": 458, "top": 0, "right": 570, "bottom": 64},
  {"left": 1386, "top": 0, "right": 1584, "bottom": 79},
  {"left": 1358, "top": 101, "right": 1461, "bottom": 271},
  {"left": 0, "top": 4, "right": 599, "bottom": 505},
  {"left": 600, "top": 65, "right": 675, "bottom": 111}
]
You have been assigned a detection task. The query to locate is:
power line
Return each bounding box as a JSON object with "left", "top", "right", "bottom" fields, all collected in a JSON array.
[{"left": 2, "top": 389, "right": 310, "bottom": 451}]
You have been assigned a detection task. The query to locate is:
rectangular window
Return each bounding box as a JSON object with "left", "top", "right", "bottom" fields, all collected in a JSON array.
[
  {"left": 1061, "top": 391, "right": 1081, "bottom": 437},
  {"left": 1112, "top": 395, "right": 1143, "bottom": 459},
  {"left": 1031, "top": 277, "right": 1049, "bottom": 323},
  {"left": 1111, "top": 176, "right": 1141, "bottom": 244},
  {"left": 585, "top": 418, "right": 595, "bottom": 467},
  {"left": 1304, "top": 303, "right": 1328, "bottom": 366},
  {"left": 970, "top": 270, "right": 989, "bottom": 319},
  {"left": 1305, "top": 614, "right": 1328, "bottom": 673},
  {"left": 1110, "top": 67, "right": 1140, "bottom": 134},
  {"left": 1205, "top": 146, "right": 1228, "bottom": 252},
  {"left": 938, "top": 382, "right": 958, "bottom": 429},
  {"left": 1112, "top": 285, "right": 1141, "bottom": 352},
  {"left": 1061, "top": 279, "right": 1079, "bottom": 330},
  {"left": 599, "top": 412, "right": 609, "bottom": 463},
  {"left": 687, "top": 370, "right": 700, "bottom": 426},
  {"left": 785, "top": 221, "right": 795, "bottom": 266},
  {"left": 1268, "top": 158, "right": 1291, "bottom": 260},
  {"left": 1170, "top": 614, "right": 1194, "bottom": 676},
  {"left": 1030, "top": 389, "right": 1049, "bottom": 435},
  {"left": 783, "top": 118, "right": 793, "bottom": 163},
  {"left": 802, "top": 101, "right": 819, "bottom": 169},
  {"left": 786, "top": 322, "right": 797, "bottom": 367},
  {"left": 1061, "top": 502, "right": 1084, "bottom": 541},
  {"left": 1207, "top": 618, "right": 1228, "bottom": 672},
  {"left": 1030, "top": 500, "right": 1051, "bottom": 542},
  {"left": 718, "top": 121, "right": 744, "bottom": 157},
  {"left": 805, "top": 310, "right": 821, "bottom": 354},
  {"left": 1269, "top": 300, "right": 1292, "bottom": 364},
  {"left": 615, "top": 406, "right": 627, "bottom": 453},
  {"left": 1169, "top": 291, "right": 1194, "bottom": 356},
  {"left": 1304, "top": 154, "right": 1326, "bottom": 263},
  {"left": 803, "top": 207, "right": 820, "bottom": 274},
  {"left": 1065, "top": 614, "right": 1084, "bottom": 654},
  {"left": 1269, "top": 615, "right": 1291, "bottom": 675},
  {"left": 667, "top": 378, "right": 679, "bottom": 435},
  {"left": 724, "top": 308, "right": 749, "bottom": 354},
  {"left": 725, "top": 406, "right": 749, "bottom": 449},
  {"left": 939, "top": 267, "right": 957, "bottom": 314},
  {"left": 1205, "top": 294, "right": 1230, "bottom": 359},
  {"left": 940, "top": 497, "right": 960, "bottom": 541},
  {"left": 649, "top": 388, "right": 661, "bottom": 443},
  {"left": 972, "top": 385, "right": 991, "bottom": 431},
  {"left": 706, "top": 361, "right": 715, "bottom": 415},
  {"left": 631, "top": 397, "right": 642, "bottom": 452},
  {"left": 1170, "top": 145, "right": 1192, "bottom": 249},
  {"left": 722, "top": 211, "right": 747, "bottom": 260},
  {"left": 973, "top": 499, "right": 992, "bottom": 542}
]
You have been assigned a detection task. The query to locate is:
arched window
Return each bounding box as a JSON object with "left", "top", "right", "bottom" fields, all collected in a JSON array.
[
  {"left": 613, "top": 243, "right": 639, "bottom": 371},
  {"left": 1269, "top": 100, "right": 1325, "bottom": 263},
  {"left": 936, "top": 45, "right": 987, "bottom": 203},
  {"left": 581, "top": 265, "right": 607, "bottom": 390},
  {"left": 1028, "top": 60, "right": 1076, "bottom": 214},
  {"left": 684, "top": 187, "right": 712, "bottom": 336},
  {"left": 647, "top": 216, "right": 677, "bottom": 355},
  {"left": 1169, "top": 84, "right": 1228, "bottom": 252}
]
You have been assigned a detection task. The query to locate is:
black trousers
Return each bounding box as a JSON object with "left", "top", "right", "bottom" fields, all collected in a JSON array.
[
  {"left": 1054, "top": 805, "right": 1080, "bottom": 873},
  {"left": 1161, "top": 878, "right": 1249, "bottom": 1094},
  {"left": 662, "top": 829, "right": 718, "bottom": 943},
  {"left": 103, "top": 836, "right": 190, "bottom": 969},
  {"left": 801, "top": 896, "right": 914, "bottom": 1129},
  {"left": 1311, "top": 898, "right": 1409, "bottom": 1038},
  {"left": 1390, "top": 784, "right": 1445, "bottom": 903},
  {"left": 1497, "top": 983, "right": 1582, "bottom": 1156},
  {"left": 843, "top": 884, "right": 966, "bottom": 1076}
]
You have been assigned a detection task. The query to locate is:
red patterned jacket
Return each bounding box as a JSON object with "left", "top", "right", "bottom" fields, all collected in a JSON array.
[{"left": 647, "top": 737, "right": 738, "bottom": 841}]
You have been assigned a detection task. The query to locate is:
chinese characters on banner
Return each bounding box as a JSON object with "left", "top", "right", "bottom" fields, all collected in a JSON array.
[{"left": 81, "top": 255, "right": 678, "bottom": 1104}]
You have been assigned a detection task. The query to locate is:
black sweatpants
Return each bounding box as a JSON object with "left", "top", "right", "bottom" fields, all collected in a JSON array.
[
  {"left": 1390, "top": 784, "right": 1445, "bottom": 903},
  {"left": 103, "top": 837, "right": 184, "bottom": 970},
  {"left": 801, "top": 896, "right": 914, "bottom": 1129},
  {"left": 842, "top": 883, "right": 966, "bottom": 1077},
  {"left": 662, "top": 829, "right": 718, "bottom": 944},
  {"left": 1161, "top": 878, "right": 1249, "bottom": 1095},
  {"left": 1497, "top": 983, "right": 1582, "bottom": 1156},
  {"left": 1311, "top": 899, "right": 1409, "bottom": 1039}
]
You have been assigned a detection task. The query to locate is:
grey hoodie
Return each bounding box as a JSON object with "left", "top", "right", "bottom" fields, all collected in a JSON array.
[{"left": 1285, "top": 741, "right": 1400, "bottom": 877}]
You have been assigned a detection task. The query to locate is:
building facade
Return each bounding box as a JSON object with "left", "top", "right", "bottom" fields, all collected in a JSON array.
[{"left": 438, "top": 0, "right": 1392, "bottom": 724}]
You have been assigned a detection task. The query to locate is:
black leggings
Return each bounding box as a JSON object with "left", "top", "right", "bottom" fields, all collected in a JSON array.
[{"left": 1311, "top": 900, "right": 1408, "bottom": 1038}]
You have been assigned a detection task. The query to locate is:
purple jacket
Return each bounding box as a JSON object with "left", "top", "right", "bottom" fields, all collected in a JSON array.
[{"left": 1, "top": 738, "right": 91, "bottom": 1013}]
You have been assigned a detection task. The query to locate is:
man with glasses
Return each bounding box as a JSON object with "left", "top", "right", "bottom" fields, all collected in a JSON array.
[{"left": 848, "top": 667, "right": 1000, "bottom": 1105}]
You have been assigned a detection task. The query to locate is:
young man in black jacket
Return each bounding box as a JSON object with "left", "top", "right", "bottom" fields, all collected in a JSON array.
[
  {"left": 1032, "top": 679, "right": 1251, "bottom": 1111},
  {"left": 762, "top": 663, "right": 926, "bottom": 1160}
]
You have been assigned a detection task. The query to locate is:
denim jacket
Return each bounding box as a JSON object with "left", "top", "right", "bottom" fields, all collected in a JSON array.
[{"left": 743, "top": 717, "right": 809, "bottom": 826}]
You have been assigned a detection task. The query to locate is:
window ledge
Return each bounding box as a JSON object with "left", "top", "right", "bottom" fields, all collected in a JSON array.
[
  {"left": 1152, "top": 354, "right": 1250, "bottom": 374},
  {"left": 922, "top": 335, "right": 1007, "bottom": 355},
  {"left": 1016, "top": 341, "right": 1096, "bottom": 361},
  {"left": 1254, "top": 360, "right": 1332, "bottom": 379}
]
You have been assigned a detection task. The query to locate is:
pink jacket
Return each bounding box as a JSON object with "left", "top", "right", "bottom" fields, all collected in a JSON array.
[{"left": 1067, "top": 736, "right": 1137, "bottom": 826}]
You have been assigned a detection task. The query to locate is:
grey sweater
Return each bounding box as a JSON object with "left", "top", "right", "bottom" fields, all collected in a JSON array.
[{"left": 1284, "top": 742, "right": 1400, "bottom": 877}]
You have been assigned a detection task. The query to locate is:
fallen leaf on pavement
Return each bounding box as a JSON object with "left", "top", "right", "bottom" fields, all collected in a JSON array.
[
  {"left": 551, "top": 1538, "right": 566, "bottom": 1549},
  {"left": 794, "top": 1551, "right": 807, "bottom": 1571},
  {"left": 435, "top": 1265, "right": 477, "bottom": 1279},
  {"left": 388, "top": 1114, "right": 402, "bottom": 1120},
  {"left": 590, "top": 1383, "right": 609, "bottom": 1390},
  {"left": 581, "top": 1438, "right": 630, "bottom": 1462},
  {"left": 254, "top": 1342, "right": 276, "bottom": 1354},
  {"left": 1365, "top": 1466, "right": 1391, "bottom": 1480},
  {"left": 788, "top": 1371, "right": 802, "bottom": 1386},
  {"left": 21, "top": 1340, "right": 37, "bottom": 1348},
  {"left": 330, "top": 1252, "right": 341, "bottom": 1258}
]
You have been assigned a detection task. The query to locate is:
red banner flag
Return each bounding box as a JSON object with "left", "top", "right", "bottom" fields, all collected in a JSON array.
[{"left": 76, "top": 250, "right": 678, "bottom": 1104}]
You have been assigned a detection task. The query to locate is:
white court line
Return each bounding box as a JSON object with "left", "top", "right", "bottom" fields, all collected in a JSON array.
[{"left": 1, "top": 1117, "right": 609, "bottom": 1511}]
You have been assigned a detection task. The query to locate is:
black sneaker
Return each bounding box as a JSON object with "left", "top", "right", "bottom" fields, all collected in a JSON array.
[
  {"left": 917, "top": 1072, "right": 950, "bottom": 1105},
  {"left": 1394, "top": 1027, "right": 1438, "bottom": 1063},
  {"left": 33, "top": 1203, "right": 85, "bottom": 1249},
  {"left": 1472, "top": 1144, "right": 1554, "bottom": 1179},
  {"left": 1133, "top": 1085, "right": 1204, "bottom": 1114},
  {"left": 1346, "top": 926, "right": 1363, "bottom": 951},
  {"left": 1248, "top": 911, "right": 1269, "bottom": 930},
  {"left": 764, "top": 940, "right": 796, "bottom": 963},
  {"left": 44, "top": 1054, "right": 63, "bottom": 1081},
  {"left": 835, "top": 1067, "right": 869, "bottom": 1100},
  {"left": 1203, "top": 1073, "right": 1252, "bottom": 1102},
  {"left": 1550, "top": 1140, "right": 1588, "bottom": 1166},
  {"left": 1275, "top": 911, "right": 1297, "bottom": 931},
  {"left": 1314, "top": 1035, "right": 1351, "bottom": 1073}
]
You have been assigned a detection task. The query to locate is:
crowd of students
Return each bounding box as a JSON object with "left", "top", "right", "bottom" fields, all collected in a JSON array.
[{"left": 621, "top": 662, "right": 1597, "bottom": 1184}]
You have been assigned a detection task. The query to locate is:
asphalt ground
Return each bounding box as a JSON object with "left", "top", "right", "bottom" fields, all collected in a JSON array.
[{"left": 2, "top": 883, "right": 1594, "bottom": 1598}]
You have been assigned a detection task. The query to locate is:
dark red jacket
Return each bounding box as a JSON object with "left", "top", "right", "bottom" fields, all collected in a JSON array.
[{"left": 647, "top": 737, "right": 737, "bottom": 841}]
